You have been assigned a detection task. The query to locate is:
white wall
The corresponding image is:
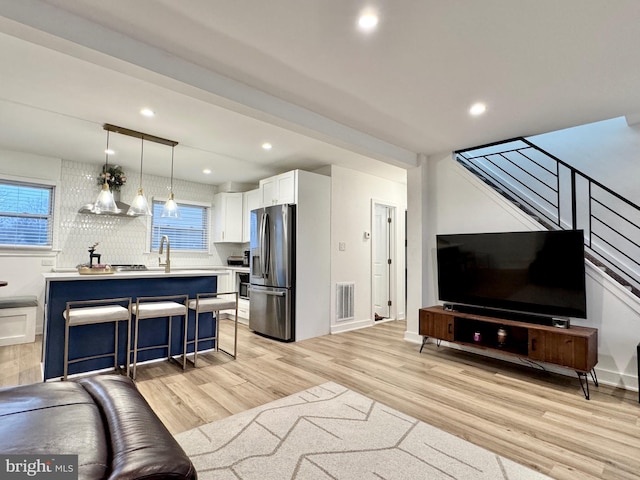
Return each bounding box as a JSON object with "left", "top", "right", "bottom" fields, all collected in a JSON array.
[
  {"left": 0, "top": 151, "right": 61, "bottom": 181},
  {"left": 405, "top": 151, "right": 640, "bottom": 390},
  {"left": 529, "top": 116, "right": 640, "bottom": 205},
  {"left": 330, "top": 165, "right": 407, "bottom": 333}
]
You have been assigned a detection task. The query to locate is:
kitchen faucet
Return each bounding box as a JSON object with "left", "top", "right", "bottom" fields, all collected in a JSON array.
[{"left": 159, "top": 235, "right": 171, "bottom": 273}]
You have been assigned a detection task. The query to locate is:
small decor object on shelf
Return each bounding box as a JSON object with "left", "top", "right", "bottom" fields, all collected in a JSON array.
[
  {"left": 98, "top": 164, "right": 127, "bottom": 192},
  {"left": 473, "top": 331, "right": 482, "bottom": 343},
  {"left": 497, "top": 327, "right": 508, "bottom": 347}
]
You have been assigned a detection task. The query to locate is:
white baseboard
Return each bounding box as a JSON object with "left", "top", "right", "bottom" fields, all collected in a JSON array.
[
  {"left": 596, "top": 369, "right": 638, "bottom": 392},
  {"left": 331, "top": 318, "right": 372, "bottom": 334},
  {"left": 404, "top": 331, "right": 423, "bottom": 344}
]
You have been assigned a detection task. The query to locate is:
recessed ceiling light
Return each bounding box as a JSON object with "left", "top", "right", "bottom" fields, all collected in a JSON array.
[
  {"left": 358, "top": 11, "right": 379, "bottom": 31},
  {"left": 469, "top": 103, "right": 487, "bottom": 116},
  {"left": 262, "top": 142, "right": 273, "bottom": 150},
  {"left": 203, "top": 169, "right": 212, "bottom": 174},
  {"left": 105, "top": 149, "right": 115, "bottom": 155},
  {"left": 140, "top": 108, "right": 155, "bottom": 117}
]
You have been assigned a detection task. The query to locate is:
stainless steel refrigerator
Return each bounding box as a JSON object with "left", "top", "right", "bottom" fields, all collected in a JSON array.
[{"left": 249, "top": 204, "right": 295, "bottom": 341}]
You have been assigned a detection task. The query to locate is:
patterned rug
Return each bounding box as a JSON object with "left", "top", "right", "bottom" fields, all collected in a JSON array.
[{"left": 175, "top": 382, "right": 551, "bottom": 480}]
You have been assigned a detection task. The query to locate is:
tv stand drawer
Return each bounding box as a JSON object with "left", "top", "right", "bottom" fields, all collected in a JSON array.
[{"left": 419, "top": 310, "right": 454, "bottom": 341}]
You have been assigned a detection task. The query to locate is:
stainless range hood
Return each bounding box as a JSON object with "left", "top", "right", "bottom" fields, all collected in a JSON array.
[{"left": 78, "top": 200, "right": 134, "bottom": 216}]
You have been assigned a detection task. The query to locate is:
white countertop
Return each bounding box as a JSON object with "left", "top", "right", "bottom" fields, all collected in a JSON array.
[{"left": 43, "top": 268, "right": 231, "bottom": 281}]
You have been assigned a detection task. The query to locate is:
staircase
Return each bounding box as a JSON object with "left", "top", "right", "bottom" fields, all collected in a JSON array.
[{"left": 455, "top": 138, "right": 640, "bottom": 296}]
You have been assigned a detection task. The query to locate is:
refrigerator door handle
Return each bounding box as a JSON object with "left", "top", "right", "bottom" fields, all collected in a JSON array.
[
  {"left": 261, "top": 212, "right": 270, "bottom": 278},
  {"left": 258, "top": 212, "right": 265, "bottom": 277},
  {"left": 249, "top": 288, "right": 285, "bottom": 297}
]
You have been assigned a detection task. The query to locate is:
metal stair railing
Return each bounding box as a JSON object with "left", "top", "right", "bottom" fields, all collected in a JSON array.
[{"left": 455, "top": 137, "right": 640, "bottom": 295}]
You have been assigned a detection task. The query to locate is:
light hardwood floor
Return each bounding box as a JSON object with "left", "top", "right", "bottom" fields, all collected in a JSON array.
[{"left": 2, "top": 319, "right": 639, "bottom": 480}]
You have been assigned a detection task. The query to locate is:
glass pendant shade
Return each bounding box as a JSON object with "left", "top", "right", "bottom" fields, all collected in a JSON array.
[
  {"left": 94, "top": 130, "right": 120, "bottom": 213},
  {"left": 94, "top": 182, "right": 119, "bottom": 213},
  {"left": 127, "top": 137, "right": 152, "bottom": 216},
  {"left": 161, "top": 192, "right": 180, "bottom": 218},
  {"left": 161, "top": 146, "right": 180, "bottom": 218},
  {"left": 127, "top": 187, "right": 152, "bottom": 216}
]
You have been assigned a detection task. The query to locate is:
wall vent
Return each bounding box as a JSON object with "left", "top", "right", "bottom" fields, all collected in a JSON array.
[{"left": 336, "top": 282, "right": 355, "bottom": 322}]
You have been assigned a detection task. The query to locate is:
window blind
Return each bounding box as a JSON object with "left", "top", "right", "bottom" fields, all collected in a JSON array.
[
  {"left": 151, "top": 200, "right": 209, "bottom": 251},
  {"left": 0, "top": 180, "right": 54, "bottom": 247}
]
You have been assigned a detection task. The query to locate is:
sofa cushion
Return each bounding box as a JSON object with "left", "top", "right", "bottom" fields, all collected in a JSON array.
[
  {"left": 78, "top": 375, "right": 196, "bottom": 480},
  {"left": 0, "top": 381, "right": 109, "bottom": 479},
  {"left": 0, "top": 381, "right": 89, "bottom": 416}
]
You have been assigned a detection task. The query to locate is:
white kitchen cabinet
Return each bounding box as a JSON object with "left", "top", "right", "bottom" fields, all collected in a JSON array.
[
  {"left": 260, "top": 170, "right": 297, "bottom": 206},
  {"left": 213, "top": 192, "right": 243, "bottom": 243},
  {"left": 237, "top": 298, "right": 250, "bottom": 321},
  {"left": 242, "top": 188, "right": 260, "bottom": 243}
]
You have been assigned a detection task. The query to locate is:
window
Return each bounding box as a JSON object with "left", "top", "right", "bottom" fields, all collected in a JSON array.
[
  {"left": 0, "top": 179, "right": 54, "bottom": 247},
  {"left": 150, "top": 200, "right": 209, "bottom": 252}
]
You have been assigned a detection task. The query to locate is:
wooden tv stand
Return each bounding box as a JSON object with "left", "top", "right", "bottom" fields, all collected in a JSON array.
[{"left": 419, "top": 306, "right": 598, "bottom": 399}]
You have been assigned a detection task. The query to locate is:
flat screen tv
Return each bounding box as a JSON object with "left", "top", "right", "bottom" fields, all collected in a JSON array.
[{"left": 436, "top": 230, "right": 587, "bottom": 320}]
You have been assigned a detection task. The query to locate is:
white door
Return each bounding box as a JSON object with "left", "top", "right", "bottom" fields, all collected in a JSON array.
[{"left": 372, "top": 203, "right": 394, "bottom": 320}]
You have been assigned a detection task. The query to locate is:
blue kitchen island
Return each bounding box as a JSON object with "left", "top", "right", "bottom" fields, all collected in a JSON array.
[{"left": 42, "top": 269, "right": 227, "bottom": 380}]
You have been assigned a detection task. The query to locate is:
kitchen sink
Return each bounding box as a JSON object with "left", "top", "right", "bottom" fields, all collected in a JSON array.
[{"left": 110, "top": 264, "right": 149, "bottom": 272}]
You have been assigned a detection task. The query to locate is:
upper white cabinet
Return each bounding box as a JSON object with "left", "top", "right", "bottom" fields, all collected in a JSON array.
[
  {"left": 213, "top": 192, "right": 243, "bottom": 243},
  {"left": 260, "top": 170, "right": 297, "bottom": 206},
  {"left": 242, "top": 189, "right": 260, "bottom": 243}
]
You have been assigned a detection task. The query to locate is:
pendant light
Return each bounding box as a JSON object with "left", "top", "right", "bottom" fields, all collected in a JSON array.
[
  {"left": 94, "top": 130, "right": 119, "bottom": 214},
  {"left": 127, "top": 136, "right": 152, "bottom": 216},
  {"left": 161, "top": 145, "right": 180, "bottom": 218}
]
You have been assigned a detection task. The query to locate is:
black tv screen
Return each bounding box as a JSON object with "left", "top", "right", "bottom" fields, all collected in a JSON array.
[{"left": 436, "top": 230, "right": 587, "bottom": 319}]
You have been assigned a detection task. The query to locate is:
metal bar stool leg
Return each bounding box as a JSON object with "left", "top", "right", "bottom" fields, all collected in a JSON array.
[
  {"left": 218, "top": 292, "right": 238, "bottom": 359},
  {"left": 132, "top": 315, "right": 140, "bottom": 380},
  {"left": 192, "top": 305, "right": 200, "bottom": 367},
  {"left": 63, "top": 307, "right": 70, "bottom": 380}
]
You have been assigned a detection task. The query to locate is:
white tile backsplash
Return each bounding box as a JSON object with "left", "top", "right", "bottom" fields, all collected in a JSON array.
[{"left": 56, "top": 160, "right": 247, "bottom": 268}]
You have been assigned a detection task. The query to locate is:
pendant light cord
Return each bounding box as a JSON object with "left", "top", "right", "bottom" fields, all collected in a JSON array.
[
  {"left": 104, "top": 130, "right": 110, "bottom": 185},
  {"left": 139, "top": 137, "right": 144, "bottom": 187},
  {"left": 170, "top": 146, "right": 175, "bottom": 192}
]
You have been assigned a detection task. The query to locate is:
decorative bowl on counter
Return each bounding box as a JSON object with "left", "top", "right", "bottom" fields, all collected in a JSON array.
[{"left": 77, "top": 264, "right": 114, "bottom": 275}]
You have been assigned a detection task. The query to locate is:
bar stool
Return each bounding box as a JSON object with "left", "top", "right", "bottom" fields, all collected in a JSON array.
[
  {"left": 63, "top": 297, "right": 132, "bottom": 380},
  {"left": 131, "top": 294, "right": 188, "bottom": 380},
  {"left": 186, "top": 291, "right": 238, "bottom": 367}
]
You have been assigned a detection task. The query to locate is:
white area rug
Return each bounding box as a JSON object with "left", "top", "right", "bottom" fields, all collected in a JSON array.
[{"left": 175, "top": 382, "right": 551, "bottom": 480}]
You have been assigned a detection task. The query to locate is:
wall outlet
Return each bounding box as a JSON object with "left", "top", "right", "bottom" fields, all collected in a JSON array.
[
  {"left": 338, "top": 242, "right": 346, "bottom": 251},
  {"left": 41, "top": 259, "right": 54, "bottom": 266}
]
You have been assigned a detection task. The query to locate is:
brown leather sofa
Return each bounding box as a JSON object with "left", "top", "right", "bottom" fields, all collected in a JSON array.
[{"left": 0, "top": 374, "right": 197, "bottom": 480}]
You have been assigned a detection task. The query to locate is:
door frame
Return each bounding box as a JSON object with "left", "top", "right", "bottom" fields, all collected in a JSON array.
[{"left": 371, "top": 199, "right": 397, "bottom": 322}]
